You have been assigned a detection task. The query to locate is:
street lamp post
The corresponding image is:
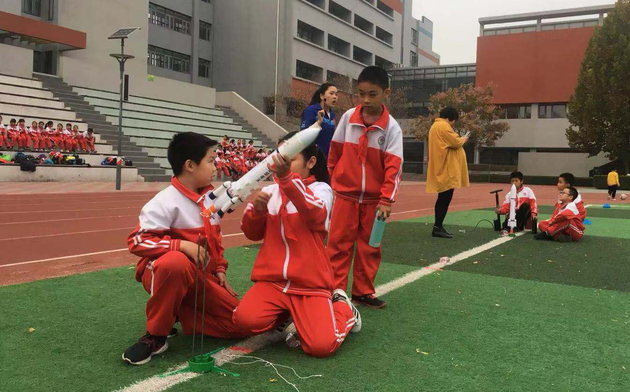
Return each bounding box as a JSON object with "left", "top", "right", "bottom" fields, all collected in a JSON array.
[{"left": 109, "top": 28, "right": 140, "bottom": 190}]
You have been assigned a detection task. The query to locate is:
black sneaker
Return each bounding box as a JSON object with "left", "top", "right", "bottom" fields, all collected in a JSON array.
[
  {"left": 122, "top": 333, "right": 168, "bottom": 365},
  {"left": 167, "top": 328, "right": 178, "bottom": 338},
  {"left": 432, "top": 225, "right": 453, "bottom": 239},
  {"left": 556, "top": 234, "right": 572, "bottom": 243},
  {"left": 534, "top": 232, "right": 552, "bottom": 241},
  {"left": 352, "top": 294, "right": 387, "bottom": 309}
]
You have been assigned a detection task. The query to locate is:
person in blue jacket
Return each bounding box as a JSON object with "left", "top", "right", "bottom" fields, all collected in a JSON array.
[{"left": 300, "top": 83, "right": 338, "bottom": 157}]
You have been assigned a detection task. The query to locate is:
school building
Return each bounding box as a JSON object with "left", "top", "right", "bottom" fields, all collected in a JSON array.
[{"left": 393, "top": 4, "right": 616, "bottom": 178}]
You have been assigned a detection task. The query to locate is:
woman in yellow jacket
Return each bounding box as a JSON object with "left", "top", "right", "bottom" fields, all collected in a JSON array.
[
  {"left": 607, "top": 169, "right": 620, "bottom": 201},
  {"left": 426, "top": 107, "right": 470, "bottom": 238}
]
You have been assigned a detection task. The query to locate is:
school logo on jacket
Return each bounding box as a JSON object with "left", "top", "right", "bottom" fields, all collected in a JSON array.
[{"left": 378, "top": 136, "right": 385, "bottom": 146}]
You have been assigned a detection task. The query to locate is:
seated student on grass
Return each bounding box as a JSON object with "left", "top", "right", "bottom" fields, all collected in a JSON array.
[
  {"left": 555, "top": 172, "right": 586, "bottom": 221},
  {"left": 234, "top": 129, "right": 362, "bottom": 358},
  {"left": 535, "top": 186, "right": 585, "bottom": 243},
  {"left": 495, "top": 171, "right": 538, "bottom": 232},
  {"left": 123, "top": 132, "right": 245, "bottom": 366}
]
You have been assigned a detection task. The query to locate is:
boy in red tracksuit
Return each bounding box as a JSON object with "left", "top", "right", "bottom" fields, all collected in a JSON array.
[
  {"left": 81, "top": 128, "right": 96, "bottom": 153},
  {"left": 553, "top": 172, "right": 586, "bottom": 221},
  {"left": 234, "top": 129, "right": 362, "bottom": 358},
  {"left": 123, "top": 132, "right": 245, "bottom": 366},
  {"left": 17, "top": 119, "right": 30, "bottom": 150},
  {"left": 496, "top": 171, "right": 538, "bottom": 232},
  {"left": 0, "top": 115, "right": 6, "bottom": 149},
  {"left": 29, "top": 121, "right": 41, "bottom": 151},
  {"left": 535, "top": 186, "right": 585, "bottom": 243},
  {"left": 326, "top": 66, "right": 404, "bottom": 309}
]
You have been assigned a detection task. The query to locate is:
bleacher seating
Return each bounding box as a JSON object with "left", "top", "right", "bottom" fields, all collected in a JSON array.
[
  {"left": 0, "top": 73, "right": 138, "bottom": 181},
  {"left": 72, "top": 86, "right": 263, "bottom": 170}
]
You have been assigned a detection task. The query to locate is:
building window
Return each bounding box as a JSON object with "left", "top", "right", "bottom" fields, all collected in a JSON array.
[
  {"left": 296, "top": 60, "right": 322, "bottom": 82},
  {"left": 501, "top": 105, "right": 532, "bottom": 119},
  {"left": 539, "top": 103, "right": 567, "bottom": 119},
  {"left": 22, "top": 0, "right": 41, "bottom": 16},
  {"left": 304, "top": 0, "right": 325, "bottom": 9},
  {"left": 327, "top": 70, "right": 348, "bottom": 85},
  {"left": 354, "top": 14, "right": 374, "bottom": 35},
  {"left": 410, "top": 51, "right": 418, "bottom": 67},
  {"left": 328, "top": 34, "right": 350, "bottom": 57},
  {"left": 376, "top": 27, "right": 393, "bottom": 45},
  {"left": 199, "top": 21, "right": 211, "bottom": 41},
  {"left": 354, "top": 46, "right": 373, "bottom": 65},
  {"left": 198, "top": 58, "right": 211, "bottom": 78},
  {"left": 148, "top": 3, "right": 191, "bottom": 35},
  {"left": 411, "top": 28, "right": 418, "bottom": 46},
  {"left": 148, "top": 45, "right": 191, "bottom": 74},
  {"left": 201, "top": 0, "right": 211, "bottom": 3},
  {"left": 376, "top": 0, "right": 394, "bottom": 17},
  {"left": 297, "top": 22, "right": 313, "bottom": 43},
  {"left": 329, "top": 1, "right": 352, "bottom": 23},
  {"left": 375, "top": 55, "right": 394, "bottom": 70}
]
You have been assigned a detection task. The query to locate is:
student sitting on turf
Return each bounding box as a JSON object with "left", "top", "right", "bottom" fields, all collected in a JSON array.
[
  {"left": 123, "top": 132, "right": 245, "bottom": 366},
  {"left": 535, "top": 186, "right": 585, "bottom": 242},
  {"left": 234, "top": 128, "right": 362, "bottom": 358},
  {"left": 555, "top": 172, "right": 586, "bottom": 221},
  {"left": 495, "top": 171, "right": 538, "bottom": 232}
]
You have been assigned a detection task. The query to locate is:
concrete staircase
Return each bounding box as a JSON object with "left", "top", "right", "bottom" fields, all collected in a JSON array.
[
  {"left": 215, "top": 106, "right": 275, "bottom": 148},
  {"left": 33, "top": 74, "right": 171, "bottom": 182}
]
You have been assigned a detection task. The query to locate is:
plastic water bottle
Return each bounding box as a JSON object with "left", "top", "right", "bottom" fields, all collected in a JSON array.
[{"left": 369, "top": 212, "right": 387, "bottom": 248}]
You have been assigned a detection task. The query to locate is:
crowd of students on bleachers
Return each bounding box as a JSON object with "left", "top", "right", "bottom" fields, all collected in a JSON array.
[
  {"left": 214, "top": 135, "right": 269, "bottom": 180},
  {"left": 0, "top": 114, "right": 97, "bottom": 154}
]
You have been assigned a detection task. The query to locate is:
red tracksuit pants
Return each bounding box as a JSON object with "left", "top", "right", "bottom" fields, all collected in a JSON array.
[
  {"left": 139, "top": 251, "right": 245, "bottom": 338},
  {"left": 18, "top": 134, "right": 31, "bottom": 149},
  {"left": 327, "top": 197, "right": 381, "bottom": 297},
  {"left": 233, "top": 282, "right": 355, "bottom": 358},
  {"left": 539, "top": 219, "right": 584, "bottom": 242}
]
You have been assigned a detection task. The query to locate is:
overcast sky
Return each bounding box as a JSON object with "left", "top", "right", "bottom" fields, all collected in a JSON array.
[{"left": 412, "top": 0, "right": 616, "bottom": 65}]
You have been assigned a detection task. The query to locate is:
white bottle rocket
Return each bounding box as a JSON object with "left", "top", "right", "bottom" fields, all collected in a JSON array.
[
  {"left": 206, "top": 123, "right": 322, "bottom": 216},
  {"left": 507, "top": 183, "right": 517, "bottom": 234}
]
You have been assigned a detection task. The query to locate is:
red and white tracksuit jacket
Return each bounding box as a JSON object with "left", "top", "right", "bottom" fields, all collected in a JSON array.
[
  {"left": 499, "top": 186, "right": 538, "bottom": 215},
  {"left": 326, "top": 105, "right": 404, "bottom": 296},
  {"left": 327, "top": 105, "right": 404, "bottom": 206},
  {"left": 539, "top": 201, "right": 585, "bottom": 241},
  {"left": 235, "top": 172, "right": 355, "bottom": 357},
  {"left": 241, "top": 173, "right": 334, "bottom": 297},
  {"left": 551, "top": 192, "right": 586, "bottom": 221},
  {"left": 127, "top": 177, "right": 242, "bottom": 338}
]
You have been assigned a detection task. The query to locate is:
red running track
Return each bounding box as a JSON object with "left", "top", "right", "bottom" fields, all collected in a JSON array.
[{"left": 0, "top": 182, "right": 597, "bottom": 286}]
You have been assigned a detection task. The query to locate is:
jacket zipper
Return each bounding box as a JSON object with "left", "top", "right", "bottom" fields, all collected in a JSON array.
[{"left": 280, "top": 220, "right": 291, "bottom": 291}]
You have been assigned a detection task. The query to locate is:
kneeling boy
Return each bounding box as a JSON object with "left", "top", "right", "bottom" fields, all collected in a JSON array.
[{"left": 123, "top": 132, "right": 244, "bottom": 365}]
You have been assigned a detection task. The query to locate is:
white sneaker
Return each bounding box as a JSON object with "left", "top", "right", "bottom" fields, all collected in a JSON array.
[{"left": 333, "top": 289, "right": 362, "bottom": 333}]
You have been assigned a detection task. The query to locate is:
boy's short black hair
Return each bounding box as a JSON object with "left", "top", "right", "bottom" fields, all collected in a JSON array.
[
  {"left": 439, "top": 106, "right": 459, "bottom": 122},
  {"left": 559, "top": 172, "right": 575, "bottom": 187},
  {"left": 18, "top": 118, "right": 25, "bottom": 123},
  {"left": 167, "top": 132, "right": 218, "bottom": 176},
  {"left": 66, "top": 123, "right": 72, "bottom": 126},
  {"left": 567, "top": 186, "right": 578, "bottom": 201},
  {"left": 87, "top": 127, "right": 94, "bottom": 133},
  {"left": 510, "top": 171, "right": 524, "bottom": 181},
  {"left": 10, "top": 118, "right": 16, "bottom": 123},
  {"left": 357, "top": 66, "right": 389, "bottom": 90}
]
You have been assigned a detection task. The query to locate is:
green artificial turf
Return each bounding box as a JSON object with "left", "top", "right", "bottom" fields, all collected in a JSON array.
[{"left": 2, "top": 207, "right": 630, "bottom": 392}]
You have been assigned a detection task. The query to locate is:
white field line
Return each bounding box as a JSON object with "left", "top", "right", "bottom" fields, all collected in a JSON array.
[
  {"left": 0, "top": 233, "right": 245, "bottom": 269},
  {"left": 117, "top": 232, "right": 524, "bottom": 392}
]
